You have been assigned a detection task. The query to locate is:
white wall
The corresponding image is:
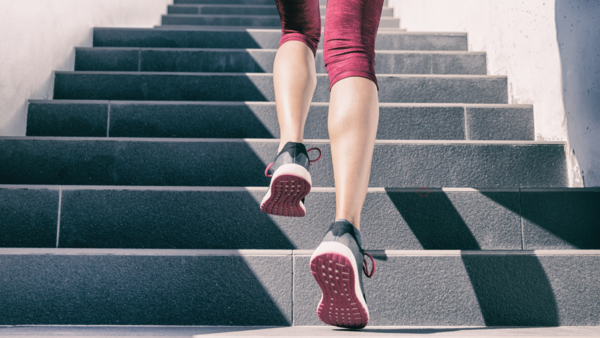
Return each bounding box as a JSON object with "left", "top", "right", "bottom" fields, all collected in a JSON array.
[
  {"left": 390, "top": 0, "right": 566, "bottom": 141},
  {"left": 555, "top": 0, "right": 600, "bottom": 187},
  {"left": 0, "top": 0, "right": 171, "bottom": 136},
  {"left": 389, "top": 0, "right": 585, "bottom": 186}
]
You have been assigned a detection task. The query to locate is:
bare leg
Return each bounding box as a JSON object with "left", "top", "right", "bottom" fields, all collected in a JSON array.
[
  {"left": 273, "top": 41, "right": 317, "bottom": 152},
  {"left": 328, "top": 77, "right": 379, "bottom": 230}
]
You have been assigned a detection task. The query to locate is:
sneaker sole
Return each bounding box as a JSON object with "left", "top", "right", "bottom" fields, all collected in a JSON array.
[
  {"left": 260, "top": 164, "right": 311, "bottom": 217},
  {"left": 310, "top": 242, "right": 369, "bottom": 328}
]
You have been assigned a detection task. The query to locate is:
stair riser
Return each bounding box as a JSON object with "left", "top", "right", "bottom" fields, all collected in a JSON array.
[
  {"left": 93, "top": 28, "right": 468, "bottom": 51},
  {"left": 0, "top": 250, "right": 597, "bottom": 326},
  {"left": 167, "top": 5, "right": 395, "bottom": 17},
  {"left": 0, "top": 140, "right": 566, "bottom": 187},
  {"left": 75, "top": 48, "right": 487, "bottom": 75},
  {"left": 160, "top": 15, "right": 400, "bottom": 28},
  {"left": 53, "top": 73, "right": 508, "bottom": 104},
  {"left": 0, "top": 253, "right": 292, "bottom": 325},
  {"left": 295, "top": 254, "right": 600, "bottom": 326},
  {"left": 3, "top": 186, "right": 597, "bottom": 250},
  {"left": 27, "top": 102, "right": 534, "bottom": 140},
  {"left": 174, "top": 0, "right": 389, "bottom": 5}
]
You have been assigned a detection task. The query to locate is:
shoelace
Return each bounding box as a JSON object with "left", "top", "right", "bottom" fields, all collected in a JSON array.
[
  {"left": 264, "top": 147, "right": 322, "bottom": 178},
  {"left": 363, "top": 252, "right": 376, "bottom": 278}
]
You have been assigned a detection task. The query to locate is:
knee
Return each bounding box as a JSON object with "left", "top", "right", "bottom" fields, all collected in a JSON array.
[{"left": 280, "top": 29, "right": 321, "bottom": 56}]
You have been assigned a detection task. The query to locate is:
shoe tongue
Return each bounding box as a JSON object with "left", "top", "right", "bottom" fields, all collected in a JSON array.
[{"left": 331, "top": 219, "right": 363, "bottom": 249}]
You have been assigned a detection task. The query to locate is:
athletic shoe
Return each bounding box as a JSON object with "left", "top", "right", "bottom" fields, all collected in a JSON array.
[
  {"left": 260, "top": 142, "right": 321, "bottom": 217},
  {"left": 310, "top": 219, "right": 376, "bottom": 329}
]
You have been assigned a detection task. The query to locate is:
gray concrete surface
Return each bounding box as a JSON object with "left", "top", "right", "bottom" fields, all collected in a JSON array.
[
  {"left": 2, "top": 185, "right": 597, "bottom": 250},
  {"left": 174, "top": 0, "right": 388, "bottom": 6},
  {"left": 93, "top": 28, "right": 465, "bottom": 51},
  {"left": 159, "top": 15, "right": 400, "bottom": 28},
  {"left": 73, "top": 48, "right": 486, "bottom": 74},
  {"left": 0, "top": 249, "right": 598, "bottom": 326},
  {"left": 52, "top": 72, "right": 507, "bottom": 103},
  {"left": 27, "top": 101, "right": 533, "bottom": 140},
  {"left": 0, "top": 325, "right": 600, "bottom": 337},
  {"left": 294, "top": 253, "right": 600, "bottom": 326},
  {"left": 0, "top": 253, "right": 292, "bottom": 325},
  {"left": 0, "top": 139, "right": 567, "bottom": 187},
  {"left": 166, "top": 5, "right": 395, "bottom": 17}
]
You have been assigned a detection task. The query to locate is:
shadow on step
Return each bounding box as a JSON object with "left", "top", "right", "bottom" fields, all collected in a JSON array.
[
  {"left": 0, "top": 253, "right": 291, "bottom": 325},
  {"left": 481, "top": 190, "right": 600, "bottom": 250},
  {"left": 59, "top": 188, "right": 296, "bottom": 249},
  {"left": 386, "top": 189, "right": 559, "bottom": 326}
]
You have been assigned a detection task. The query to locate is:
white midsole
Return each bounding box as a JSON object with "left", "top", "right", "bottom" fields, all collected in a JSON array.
[
  {"left": 310, "top": 241, "right": 369, "bottom": 319},
  {"left": 261, "top": 164, "right": 312, "bottom": 210}
]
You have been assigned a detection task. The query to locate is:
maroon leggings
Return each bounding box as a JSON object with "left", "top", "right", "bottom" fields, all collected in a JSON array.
[{"left": 275, "top": 0, "right": 384, "bottom": 90}]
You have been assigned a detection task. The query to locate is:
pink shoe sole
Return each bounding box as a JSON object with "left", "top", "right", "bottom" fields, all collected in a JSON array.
[
  {"left": 310, "top": 252, "right": 369, "bottom": 329},
  {"left": 260, "top": 174, "right": 310, "bottom": 217}
]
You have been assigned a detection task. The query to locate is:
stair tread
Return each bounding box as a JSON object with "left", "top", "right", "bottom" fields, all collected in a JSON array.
[
  {"left": 0, "top": 248, "right": 597, "bottom": 326},
  {"left": 52, "top": 72, "right": 508, "bottom": 104},
  {"left": 0, "top": 325, "right": 599, "bottom": 337},
  {"left": 1, "top": 185, "right": 597, "bottom": 250},
  {"left": 0, "top": 137, "right": 567, "bottom": 188}
]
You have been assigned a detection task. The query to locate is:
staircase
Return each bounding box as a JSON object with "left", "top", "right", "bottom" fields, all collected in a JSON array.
[{"left": 1, "top": 0, "right": 599, "bottom": 328}]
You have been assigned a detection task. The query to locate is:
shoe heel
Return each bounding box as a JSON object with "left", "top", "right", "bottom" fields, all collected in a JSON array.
[
  {"left": 260, "top": 164, "right": 312, "bottom": 217},
  {"left": 310, "top": 252, "right": 369, "bottom": 328}
]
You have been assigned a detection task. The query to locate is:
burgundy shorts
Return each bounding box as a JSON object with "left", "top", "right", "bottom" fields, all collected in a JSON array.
[{"left": 274, "top": 0, "right": 384, "bottom": 90}]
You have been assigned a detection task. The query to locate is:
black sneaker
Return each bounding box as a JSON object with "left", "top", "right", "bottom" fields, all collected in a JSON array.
[
  {"left": 260, "top": 142, "right": 321, "bottom": 217},
  {"left": 309, "top": 219, "right": 376, "bottom": 328}
]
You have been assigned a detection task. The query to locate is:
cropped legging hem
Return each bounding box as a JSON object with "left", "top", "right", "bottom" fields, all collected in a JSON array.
[
  {"left": 278, "top": 33, "right": 319, "bottom": 56},
  {"left": 275, "top": 0, "right": 384, "bottom": 91},
  {"left": 328, "top": 69, "right": 379, "bottom": 91}
]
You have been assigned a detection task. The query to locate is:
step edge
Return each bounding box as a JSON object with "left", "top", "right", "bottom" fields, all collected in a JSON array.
[
  {"left": 55, "top": 71, "right": 506, "bottom": 78},
  {"left": 3, "top": 185, "right": 596, "bottom": 192},
  {"left": 75, "top": 46, "right": 485, "bottom": 55},
  {"left": 29, "top": 100, "right": 532, "bottom": 108},
  {"left": 170, "top": 4, "right": 278, "bottom": 7},
  {"left": 294, "top": 250, "right": 600, "bottom": 256},
  {"left": 0, "top": 248, "right": 292, "bottom": 256},
  {"left": 93, "top": 27, "right": 468, "bottom": 35},
  {"left": 0, "top": 248, "right": 598, "bottom": 256},
  {"left": 0, "top": 137, "right": 565, "bottom": 145},
  {"left": 162, "top": 14, "right": 398, "bottom": 20}
]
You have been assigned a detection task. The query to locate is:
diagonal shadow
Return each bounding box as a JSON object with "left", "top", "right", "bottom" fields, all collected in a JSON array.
[
  {"left": 109, "top": 102, "right": 276, "bottom": 139},
  {"left": 461, "top": 254, "right": 559, "bottom": 326},
  {"left": 58, "top": 188, "right": 295, "bottom": 250},
  {"left": 0, "top": 253, "right": 291, "bottom": 326},
  {"left": 386, "top": 189, "right": 559, "bottom": 326},
  {"left": 141, "top": 49, "right": 272, "bottom": 73},
  {"left": 386, "top": 189, "right": 480, "bottom": 250},
  {"left": 480, "top": 190, "right": 600, "bottom": 249}
]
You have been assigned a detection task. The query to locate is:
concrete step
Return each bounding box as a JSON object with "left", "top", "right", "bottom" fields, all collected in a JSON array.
[
  {"left": 167, "top": 5, "right": 395, "bottom": 17},
  {"left": 160, "top": 15, "right": 400, "bottom": 28},
  {"left": 27, "top": 101, "right": 533, "bottom": 141},
  {"left": 2, "top": 185, "right": 597, "bottom": 250},
  {"left": 0, "top": 138, "right": 566, "bottom": 187},
  {"left": 53, "top": 72, "right": 507, "bottom": 104},
  {"left": 174, "top": 0, "right": 389, "bottom": 6},
  {"left": 1, "top": 326, "right": 599, "bottom": 337},
  {"left": 0, "top": 248, "right": 597, "bottom": 326},
  {"left": 74, "top": 48, "right": 487, "bottom": 75},
  {"left": 93, "top": 28, "right": 467, "bottom": 51}
]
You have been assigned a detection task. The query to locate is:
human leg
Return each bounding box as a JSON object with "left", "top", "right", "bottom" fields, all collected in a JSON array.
[
  {"left": 324, "top": 0, "right": 385, "bottom": 229},
  {"left": 273, "top": 0, "right": 321, "bottom": 152},
  {"left": 260, "top": 0, "right": 322, "bottom": 217},
  {"left": 310, "top": 0, "right": 384, "bottom": 328}
]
